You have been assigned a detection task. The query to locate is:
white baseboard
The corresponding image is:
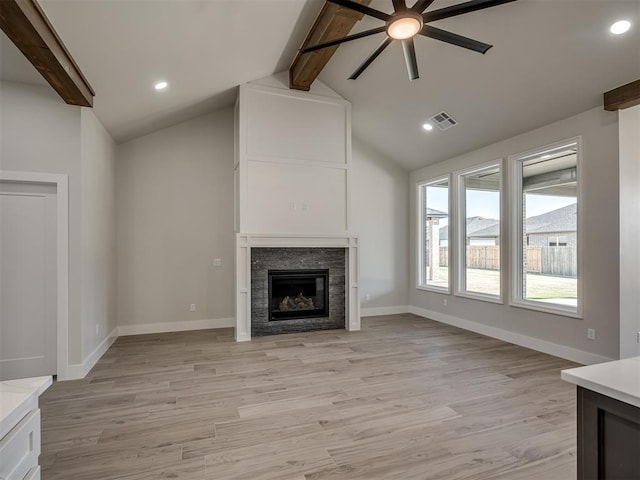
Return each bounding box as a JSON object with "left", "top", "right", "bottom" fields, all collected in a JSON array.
[
  {"left": 361, "top": 305, "right": 410, "bottom": 317},
  {"left": 118, "top": 317, "right": 235, "bottom": 336},
  {"left": 408, "top": 306, "right": 614, "bottom": 366},
  {"left": 235, "top": 332, "right": 251, "bottom": 342},
  {"left": 64, "top": 326, "right": 119, "bottom": 380}
]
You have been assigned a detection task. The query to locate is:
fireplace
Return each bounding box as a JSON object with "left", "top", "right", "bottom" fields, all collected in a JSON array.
[
  {"left": 250, "top": 248, "right": 346, "bottom": 336},
  {"left": 268, "top": 269, "right": 329, "bottom": 321}
]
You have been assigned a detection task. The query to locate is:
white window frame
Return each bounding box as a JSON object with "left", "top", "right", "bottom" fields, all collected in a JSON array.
[
  {"left": 508, "top": 137, "right": 583, "bottom": 318},
  {"left": 416, "top": 175, "right": 452, "bottom": 294},
  {"left": 455, "top": 160, "right": 504, "bottom": 304}
]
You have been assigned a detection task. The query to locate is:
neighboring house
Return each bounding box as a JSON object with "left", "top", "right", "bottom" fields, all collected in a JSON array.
[
  {"left": 437, "top": 203, "right": 577, "bottom": 247},
  {"left": 439, "top": 216, "right": 500, "bottom": 247},
  {"left": 426, "top": 207, "right": 448, "bottom": 220},
  {"left": 464, "top": 217, "right": 501, "bottom": 246},
  {"left": 526, "top": 203, "right": 577, "bottom": 247}
]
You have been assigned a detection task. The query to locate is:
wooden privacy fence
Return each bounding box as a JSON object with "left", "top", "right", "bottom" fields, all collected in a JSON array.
[
  {"left": 539, "top": 246, "right": 577, "bottom": 277},
  {"left": 466, "top": 246, "right": 500, "bottom": 270},
  {"left": 439, "top": 246, "right": 577, "bottom": 277}
]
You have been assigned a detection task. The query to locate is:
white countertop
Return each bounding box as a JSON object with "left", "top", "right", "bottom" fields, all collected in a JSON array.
[
  {"left": 0, "top": 376, "right": 52, "bottom": 439},
  {"left": 561, "top": 356, "right": 640, "bottom": 408}
]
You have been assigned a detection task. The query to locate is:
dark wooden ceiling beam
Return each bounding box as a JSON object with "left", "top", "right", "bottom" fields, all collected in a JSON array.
[
  {"left": 289, "top": 0, "right": 373, "bottom": 91},
  {"left": 0, "top": 0, "right": 95, "bottom": 107},
  {"left": 604, "top": 79, "right": 640, "bottom": 111}
]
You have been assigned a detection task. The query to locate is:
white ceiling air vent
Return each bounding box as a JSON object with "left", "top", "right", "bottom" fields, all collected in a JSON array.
[{"left": 429, "top": 111, "right": 458, "bottom": 131}]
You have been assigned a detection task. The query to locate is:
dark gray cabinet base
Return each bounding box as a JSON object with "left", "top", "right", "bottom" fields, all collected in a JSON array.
[{"left": 577, "top": 386, "right": 640, "bottom": 479}]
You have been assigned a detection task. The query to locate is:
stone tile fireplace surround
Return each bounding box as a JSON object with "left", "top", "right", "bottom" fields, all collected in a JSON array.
[
  {"left": 251, "top": 247, "right": 345, "bottom": 337},
  {"left": 235, "top": 234, "right": 360, "bottom": 341}
]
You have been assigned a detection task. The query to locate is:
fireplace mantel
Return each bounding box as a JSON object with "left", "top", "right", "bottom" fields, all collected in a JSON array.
[
  {"left": 233, "top": 77, "right": 359, "bottom": 342},
  {"left": 234, "top": 233, "right": 360, "bottom": 341}
]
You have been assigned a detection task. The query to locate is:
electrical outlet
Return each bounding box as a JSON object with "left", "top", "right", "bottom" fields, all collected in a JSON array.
[
  {"left": 587, "top": 328, "right": 596, "bottom": 340},
  {"left": 365, "top": 293, "right": 370, "bottom": 301},
  {"left": 443, "top": 298, "right": 448, "bottom": 307},
  {"left": 212, "top": 258, "right": 222, "bottom": 267},
  {"left": 190, "top": 304, "right": 196, "bottom": 312}
]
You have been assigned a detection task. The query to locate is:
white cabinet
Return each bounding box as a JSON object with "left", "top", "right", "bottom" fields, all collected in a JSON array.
[{"left": 0, "top": 377, "right": 51, "bottom": 480}]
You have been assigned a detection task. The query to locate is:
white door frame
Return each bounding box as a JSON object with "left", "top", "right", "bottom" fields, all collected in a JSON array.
[{"left": 1, "top": 171, "right": 69, "bottom": 379}]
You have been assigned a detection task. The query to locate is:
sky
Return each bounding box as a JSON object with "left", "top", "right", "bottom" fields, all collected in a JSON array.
[{"left": 426, "top": 186, "right": 576, "bottom": 220}]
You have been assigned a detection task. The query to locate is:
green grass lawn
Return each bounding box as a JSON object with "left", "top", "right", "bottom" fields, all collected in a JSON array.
[{"left": 426, "top": 267, "right": 576, "bottom": 303}]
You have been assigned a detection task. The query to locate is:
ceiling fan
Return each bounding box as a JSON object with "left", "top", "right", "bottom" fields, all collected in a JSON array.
[{"left": 300, "top": 0, "right": 517, "bottom": 80}]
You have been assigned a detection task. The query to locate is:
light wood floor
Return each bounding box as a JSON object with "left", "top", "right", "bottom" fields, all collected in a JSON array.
[{"left": 40, "top": 314, "right": 579, "bottom": 479}]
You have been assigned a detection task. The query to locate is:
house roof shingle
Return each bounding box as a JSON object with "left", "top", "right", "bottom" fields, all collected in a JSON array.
[{"left": 437, "top": 203, "right": 577, "bottom": 240}]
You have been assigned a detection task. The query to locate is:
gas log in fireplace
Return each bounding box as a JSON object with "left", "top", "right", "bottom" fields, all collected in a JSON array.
[{"left": 268, "top": 269, "right": 329, "bottom": 321}]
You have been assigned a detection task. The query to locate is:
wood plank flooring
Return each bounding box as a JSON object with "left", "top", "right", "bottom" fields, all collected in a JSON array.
[{"left": 40, "top": 314, "right": 579, "bottom": 479}]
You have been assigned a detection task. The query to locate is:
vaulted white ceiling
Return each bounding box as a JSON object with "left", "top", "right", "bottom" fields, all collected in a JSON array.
[
  {"left": 37, "top": 0, "right": 324, "bottom": 142},
  {"left": 2, "top": 0, "right": 639, "bottom": 170},
  {"left": 321, "top": 0, "right": 640, "bottom": 168}
]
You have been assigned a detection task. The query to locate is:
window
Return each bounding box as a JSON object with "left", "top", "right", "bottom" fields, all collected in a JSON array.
[
  {"left": 548, "top": 235, "right": 568, "bottom": 247},
  {"left": 457, "top": 162, "right": 502, "bottom": 300},
  {"left": 418, "top": 177, "right": 449, "bottom": 292},
  {"left": 510, "top": 138, "right": 580, "bottom": 316}
]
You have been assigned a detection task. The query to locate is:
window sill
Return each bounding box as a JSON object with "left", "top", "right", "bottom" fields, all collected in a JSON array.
[
  {"left": 455, "top": 291, "right": 503, "bottom": 305},
  {"left": 509, "top": 299, "right": 582, "bottom": 319},
  {"left": 416, "top": 285, "right": 450, "bottom": 295}
]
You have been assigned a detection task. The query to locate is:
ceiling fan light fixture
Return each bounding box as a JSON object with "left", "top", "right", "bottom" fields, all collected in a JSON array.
[
  {"left": 387, "top": 14, "right": 423, "bottom": 40},
  {"left": 610, "top": 20, "right": 631, "bottom": 35}
]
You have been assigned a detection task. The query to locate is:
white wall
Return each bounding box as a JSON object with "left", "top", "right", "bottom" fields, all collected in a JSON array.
[
  {"left": 238, "top": 78, "right": 350, "bottom": 235},
  {"left": 0, "top": 81, "right": 84, "bottom": 364},
  {"left": 0, "top": 81, "right": 117, "bottom": 369},
  {"left": 116, "top": 101, "right": 410, "bottom": 330},
  {"left": 619, "top": 104, "right": 640, "bottom": 359},
  {"left": 116, "top": 109, "right": 235, "bottom": 329},
  {"left": 80, "top": 109, "right": 117, "bottom": 359},
  {"left": 352, "top": 138, "right": 409, "bottom": 311},
  {"left": 410, "top": 106, "right": 620, "bottom": 363}
]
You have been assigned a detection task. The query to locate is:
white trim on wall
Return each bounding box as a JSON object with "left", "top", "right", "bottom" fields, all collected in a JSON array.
[
  {"left": 361, "top": 306, "right": 410, "bottom": 317},
  {"left": 66, "top": 327, "right": 118, "bottom": 380},
  {"left": 454, "top": 159, "right": 504, "bottom": 304},
  {"left": 62, "top": 319, "right": 236, "bottom": 380},
  {"left": 0, "top": 171, "right": 70, "bottom": 380},
  {"left": 235, "top": 233, "right": 360, "bottom": 342},
  {"left": 508, "top": 136, "right": 583, "bottom": 319},
  {"left": 118, "top": 318, "right": 235, "bottom": 336},
  {"left": 408, "top": 305, "right": 612, "bottom": 366},
  {"left": 416, "top": 175, "right": 452, "bottom": 294}
]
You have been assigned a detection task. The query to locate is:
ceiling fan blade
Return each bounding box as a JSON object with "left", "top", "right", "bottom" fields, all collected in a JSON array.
[
  {"left": 301, "top": 26, "right": 386, "bottom": 53},
  {"left": 392, "top": 0, "right": 407, "bottom": 11},
  {"left": 424, "top": 0, "right": 517, "bottom": 23},
  {"left": 411, "top": 0, "right": 436, "bottom": 13},
  {"left": 421, "top": 25, "right": 492, "bottom": 53},
  {"left": 401, "top": 38, "right": 419, "bottom": 80},
  {"left": 326, "top": 0, "right": 391, "bottom": 21},
  {"left": 349, "top": 37, "right": 393, "bottom": 80}
]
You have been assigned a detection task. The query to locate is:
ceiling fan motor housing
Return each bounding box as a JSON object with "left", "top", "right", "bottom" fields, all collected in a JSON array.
[{"left": 386, "top": 11, "right": 424, "bottom": 40}]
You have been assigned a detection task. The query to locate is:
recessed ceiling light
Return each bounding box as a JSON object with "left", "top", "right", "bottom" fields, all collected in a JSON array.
[
  {"left": 422, "top": 123, "right": 434, "bottom": 132},
  {"left": 154, "top": 81, "right": 168, "bottom": 90},
  {"left": 610, "top": 20, "right": 631, "bottom": 35}
]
